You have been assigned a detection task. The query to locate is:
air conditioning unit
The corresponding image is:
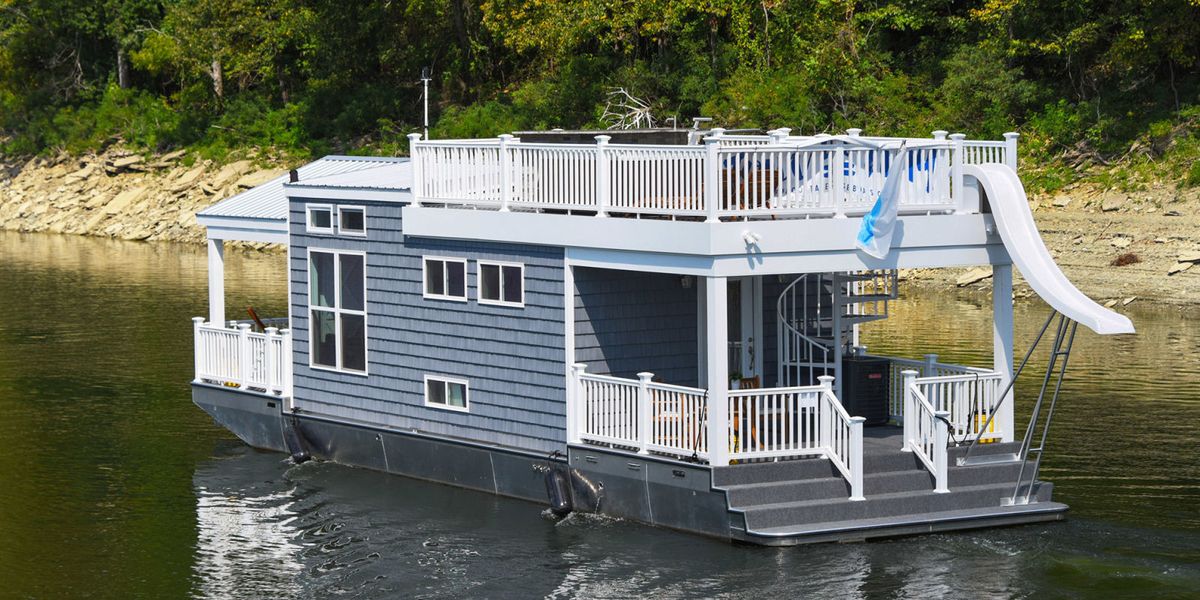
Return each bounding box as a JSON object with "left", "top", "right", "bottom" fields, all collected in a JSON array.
[{"left": 840, "top": 354, "right": 890, "bottom": 426}]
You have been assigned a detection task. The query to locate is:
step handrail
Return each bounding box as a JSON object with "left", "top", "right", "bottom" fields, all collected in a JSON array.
[
  {"left": 902, "top": 369, "right": 950, "bottom": 493},
  {"left": 817, "top": 377, "right": 866, "bottom": 501}
]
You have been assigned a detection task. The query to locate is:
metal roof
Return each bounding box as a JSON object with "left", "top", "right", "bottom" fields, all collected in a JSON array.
[
  {"left": 287, "top": 160, "right": 412, "bottom": 191},
  {"left": 198, "top": 155, "right": 407, "bottom": 221}
]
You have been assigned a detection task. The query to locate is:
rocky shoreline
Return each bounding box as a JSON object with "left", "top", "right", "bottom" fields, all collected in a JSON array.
[
  {"left": 2, "top": 147, "right": 1198, "bottom": 308},
  {"left": 0, "top": 147, "right": 289, "bottom": 247}
]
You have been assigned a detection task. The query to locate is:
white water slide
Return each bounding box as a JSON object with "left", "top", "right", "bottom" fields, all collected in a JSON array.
[{"left": 966, "top": 163, "right": 1135, "bottom": 335}]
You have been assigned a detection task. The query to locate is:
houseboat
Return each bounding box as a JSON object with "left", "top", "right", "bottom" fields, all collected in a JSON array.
[{"left": 190, "top": 128, "right": 1134, "bottom": 545}]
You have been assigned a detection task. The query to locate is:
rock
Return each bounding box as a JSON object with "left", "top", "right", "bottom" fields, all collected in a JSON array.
[
  {"left": 1103, "top": 299, "right": 1118, "bottom": 308},
  {"left": 65, "top": 163, "right": 96, "bottom": 181},
  {"left": 104, "top": 185, "right": 149, "bottom": 215},
  {"left": 1072, "top": 235, "right": 1084, "bottom": 245},
  {"left": 160, "top": 149, "right": 187, "bottom": 162},
  {"left": 1122, "top": 296, "right": 1136, "bottom": 306},
  {"left": 1052, "top": 196, "right": 1072, "bottom": 208},
  {"left": 956, "top": 268, "right": 992, "bottom": 287},
  {"left": 170, "top": 166, "right": 206, "bottom": 193},
  {"left": 234, "top": 168, "right": 286, "bottom": 189},
  {"left": 1100, "top": 196, "right": 1125, "bottom": 212},
  {"left": 1164, "top": 210, "right": 1182, "bottom": 217},
  {"left": 1110, "top": 237, "right": 1132, "bottom": 249},
  {"left": 1154, "top": 238, "right": 1167, "bottom": 244},
  {"left": 107, "top": 155, "right": 145, "bottom": 172},
  {"left": 1168, "top": 262, "right": 1193, "bottom": 276},
  {"left": 209, "top": 160, "right": 254, "bottom": 188},
  {"left": 1177, "top": 252, "right": 1200, "bottom": 264}
]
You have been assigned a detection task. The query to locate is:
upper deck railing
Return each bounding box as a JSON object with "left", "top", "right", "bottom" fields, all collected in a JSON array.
[{"left": 408, "top": 129, "right": 1019, "bottom": 222}]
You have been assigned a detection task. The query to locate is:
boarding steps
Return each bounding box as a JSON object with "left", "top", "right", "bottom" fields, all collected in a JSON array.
[
  {"left": 714, "top": 436, "right": 1066, "bottom": 545},
  {"left": 777, "top": 270, "right": 898, "bottom": 386}
]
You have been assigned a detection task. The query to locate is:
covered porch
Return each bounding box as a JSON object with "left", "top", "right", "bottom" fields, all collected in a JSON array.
[{"left": 565, "top": 263, "right": 1017, "bottom": 499}]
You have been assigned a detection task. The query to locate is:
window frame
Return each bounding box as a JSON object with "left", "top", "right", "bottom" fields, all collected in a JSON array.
[
  {"left": 476, "top": 260, "right": 526, "bottom": 308},
  {"left": 422, "top": 256, "right": 469, "bottom": 302},
  {"left": 423, "top": 374, "right": 470, "bottom": 412},
  {"left": 337, "top": 205, "right": 367, "bottom": 237},
  {"left": 305, "top": 204, "right": 335, "bottom": 235},
  {"left": 307, "top": 248, "right": 369, "bottom": 376}
]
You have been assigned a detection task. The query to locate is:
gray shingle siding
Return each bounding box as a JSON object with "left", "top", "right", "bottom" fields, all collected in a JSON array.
[
  {"left": 288, "top": 199, "right": 567, "bottom": 453},
  {"left": 573, "top": 267, "right": 698, "bottom": 386}
]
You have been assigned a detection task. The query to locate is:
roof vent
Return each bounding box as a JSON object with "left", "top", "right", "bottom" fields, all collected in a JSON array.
[{"left": 289, "top": 169, "right": 299, "bottom": 183}]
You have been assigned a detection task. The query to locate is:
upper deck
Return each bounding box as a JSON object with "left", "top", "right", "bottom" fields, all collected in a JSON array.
[{"left": 400, "top": 129, "right": 1019, "bottom": 272}]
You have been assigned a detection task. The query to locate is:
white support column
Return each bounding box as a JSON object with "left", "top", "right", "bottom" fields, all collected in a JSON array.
[
  {"left": 637, "top": 372, "right": 654, "bottom": 454},
  {"left": 570, "top": 363, "right": 587, "bottom": 444},
  {"left": 594, "top": 135, "right": 611, "bottom": 217},
  {"left": 281, "top": 328, "right": 294, "bottom": 409},
  {"left": 849, "top": 416, "right": 866, "bottom": 501},
  {"left": 207, "top": 238, "right": 225, "bottom": 325},
  {"left": 752, "top": 276, "right": 764, "bottom": 379},
  {"left": 901, "top": 369, "right": 918, "bottom": 451},
  {"left": 1003, "top": 132, "right": 1020, "bottom": 171},
  {"left": 696, "top": 276, "right": 707, "bottom": 387},
  {"left": 498, "top": 134, "right": 513, "bottom": 212},
  {"left": 192, "top": 316, "right": 205, "bottom": 383},
  {"left": 705, "top": 275, "right": 730, "bottom": 466},
  {"left": 933, "top": 410, "right": 951, "bottom": 493},
  {"left": 407, "top": 133, "right": 423, "bottom": 207},
  {"left": 264, "top": 326, "right": 278, "bottom": 395},
  {"left": 703, "top": 134, "right": 722, "bottom": 223},
  {"left": 993, "top": 263, "right": 1015, "bottom": 442},
  {"left": 832, "top": 277, "right": 844, "bottom": 400},
  {"left": 564, "top": 262, "right": 579, "bottom": 444},
  {"left": 950, "top": 133, "right": 969, "bottom": 213},
  {"left": 236, "top": 322, "right": 251, "bottom": 389}
]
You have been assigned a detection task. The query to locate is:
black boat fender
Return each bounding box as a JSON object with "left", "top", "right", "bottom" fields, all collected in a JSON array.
[
  {"left": 282, "top": 411, "right": 312, "bottom": 464},
  {"left": 543, "top": 467, "right": 573, "bottom": 517}
]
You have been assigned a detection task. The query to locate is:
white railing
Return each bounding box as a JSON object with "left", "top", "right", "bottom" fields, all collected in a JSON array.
[
  {"left": 573, "top": 366, "right": 863, "bottom": 500},
  {"left": 193, "top": 318, "right": 293, "bottom": 397},
  {"left": 575, "top": 369, "right": 710, "bottom": 459},
  {"left": 410, "top": 130, "right": 1019, "bottom": 221},
  {"left": 902, "top": 370, "right": 950, "bottom": 493},
  {"left": 915, "top": 372, "right": 1005, "bottom": 443}
]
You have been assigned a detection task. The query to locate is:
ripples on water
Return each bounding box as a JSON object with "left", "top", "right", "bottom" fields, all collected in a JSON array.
[{"left": 0, "top": 231, "right": 1197, "bottom": 599}]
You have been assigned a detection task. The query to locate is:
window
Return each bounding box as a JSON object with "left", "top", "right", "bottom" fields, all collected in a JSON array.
[
  {"left": 338, "top": 206, "right": 366, "bottom": 235},
  {"left": 423, "top": 257, "right": 467, "bottom": 301},
  {"left": 309, "top": 249, "right": 367, "bottom": 373},
  {"left": 424, "top": 375, "right": 469, "bottom": 411},
  {"left": 306, "top": 205, "right": 334, "bottom": 234},
  {"left": 478, "top": 261, "right": 524, "bottom": 307}
]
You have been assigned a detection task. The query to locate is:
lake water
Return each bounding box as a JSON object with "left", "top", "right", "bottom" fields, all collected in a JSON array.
[{"left": 0, "top": 231, "right": 1197, "bottom": 599}]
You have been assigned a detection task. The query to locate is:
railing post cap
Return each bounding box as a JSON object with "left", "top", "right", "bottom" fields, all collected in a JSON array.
[
  {"left": 924, "top": 353, "right": 938, "bottom": 360},
  {"left": 498, "top": 133, "right": 514, "bottom": 141},
  {"left": 817, "top": 375, "right": 835, "bottom": 387},
  {"left": 846, "top": 128, "right": 862, "bottom": 137},
  {"left": 776, "top": 127, "right": 792, "bottom": 135},
  {"left": 237, "top": 323, "right": 251, "bottom": 331},
  {"left": 710, "top": 127, "right": 726, "bottom": 137},
  {"left": 594, "top": 134, "right": 611, "bottom": 144},
  {"left": 192, "top": 316, "right": 206, "bottom": 324},
  {"left": 931, "top": 130, "right": 948, "bottom": 139},
  {"left": 407, "top": 132, "right": 423, "bottom": 141},
  {"left": 279, "top": 328, "right": 291, "bottom": 335},
  {"left": 572, "top": 363, "right": 588, "bottom": 372},
  {"left": 265, "top": 327, "right": 279, "bottom": 335},
  {"left": 1003, "top": 132, "right": 1020, "bottom": 140},
  {"left": 850, "top": 416, "right": 867, "bottom": 424},
  {"left": 949, "top": 133, "right": 966, "bottom": 140},
  {"left": 900, "top": 369, "right": 919, "bottom": 376},
  {"left": 637, "top": 371, "right": 655, "bottom": 381},
  {"left": 934, "top": 410, "right": 951, "bottom": 418}
]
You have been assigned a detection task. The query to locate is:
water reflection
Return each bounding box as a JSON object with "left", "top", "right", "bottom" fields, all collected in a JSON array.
[{"left": 0, "top": 231, "right": 1197, "bottom": 598}]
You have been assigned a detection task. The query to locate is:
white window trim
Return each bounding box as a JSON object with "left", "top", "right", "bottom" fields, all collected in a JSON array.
[
  {"left": 476, "top": 260, "right": 526, "bottom": 308},
  {"left": 423, "top": 374, "right": 470, "bottom": 412},
  {"left": 422, "top": 255, "right": 469, "bottom": 302},
  {"left": 337, "top": 205, "right": 367, "bottom": 237},
  {"left": 305, "top": 204, "right": 335, "bottom": 234},
  {"left": 307, "top": 248, "right": 369, "bottom": 376}
]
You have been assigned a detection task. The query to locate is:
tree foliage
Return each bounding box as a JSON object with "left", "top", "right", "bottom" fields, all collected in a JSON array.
[{"left": 0, "top": 0, "right": 1197, "bottom": 181}]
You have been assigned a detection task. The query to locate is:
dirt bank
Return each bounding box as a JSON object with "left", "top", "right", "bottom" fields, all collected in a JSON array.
[
  {"left": 2, "top": 149, "right": 1198, "bottom": 306},
  {"left": 0, "top": 147, "right": 290, "bottom": 246}
]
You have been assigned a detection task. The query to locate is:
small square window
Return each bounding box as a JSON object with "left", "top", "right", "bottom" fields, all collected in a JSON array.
[
  {"left": 423, "top": 257, "right": 467, "bottom": 301},
  {"left": 339, "top": 207, "right": 366, "bottom": 235},
  {"left": 478, "top": 261, "right": 524, "bottom": 307},
  {"left": 425, "top": 376, "right": 469, "bottom": 411},
  {"left": 306, "top": 205, "right": 334, "bottom": 234}
]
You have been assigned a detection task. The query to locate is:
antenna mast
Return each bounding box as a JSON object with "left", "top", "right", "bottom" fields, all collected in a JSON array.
[{"left": 421, "top": 66, "right": 431, "bottom": 139}]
